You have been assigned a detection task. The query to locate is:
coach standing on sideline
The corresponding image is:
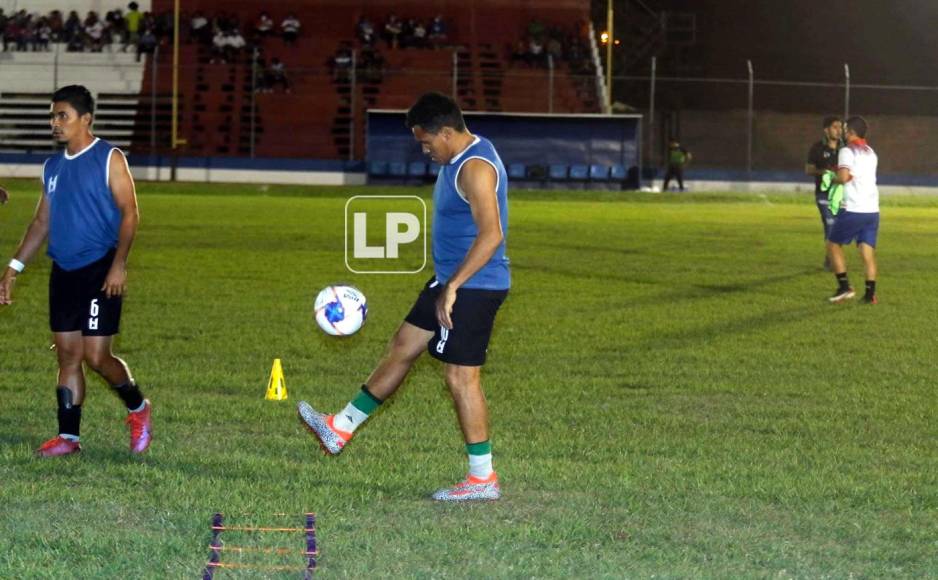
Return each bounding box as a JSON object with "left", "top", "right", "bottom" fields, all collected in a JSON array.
[
  {"left": 0, "top": 85, "right": 153, "bottom": 457},
  {"left": 827, "top": 116, "right": 880, "bottom": 305},
  {"left": 805, "top": 116, "right": 843, "bottom": 269}
]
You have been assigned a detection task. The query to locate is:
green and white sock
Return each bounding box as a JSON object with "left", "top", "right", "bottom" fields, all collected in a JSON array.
[
  {"left": 467, "top": 440, "right": 493, "bottom": 479},
  {"left": 333, "top": 385, "right": 382, "bottom": 433}
]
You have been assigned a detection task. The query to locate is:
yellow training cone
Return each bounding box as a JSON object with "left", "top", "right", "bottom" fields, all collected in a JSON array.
[{"left": 265, "top": 358, "right": 288, "bottom": 401}]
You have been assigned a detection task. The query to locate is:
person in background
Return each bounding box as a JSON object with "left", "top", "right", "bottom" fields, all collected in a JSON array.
[
  {"left": 826, "top": 116, "right": 880, "bottom": 305},
  {"left": 428, "top": 15, "right": 447, "bottom": 47},
  {"left": 805, "top": 116, "right": 843, "bottom": 270},
  {"left": 297, "top": 92, "right": 511, "bottom": 503},
  {"left": 662, "top": 139, "right": 692, "bottom": 192},
  {"left": 281, "top": 13, "right": 301, "bottom": 46},
  {"left": 0, "top": 85, "right": 153, "bottom": 458},
  {"left": 266, "top": 58, "right": 291, "bottom": 93},
  {"left": 123, "top": 2, "right": 141, "bottom": 52}
]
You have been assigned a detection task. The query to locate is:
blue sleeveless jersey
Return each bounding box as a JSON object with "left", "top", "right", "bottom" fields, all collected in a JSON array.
[
  {"left": 42, "top": 138, "right": 122, "bottom": 271},
  {"left": 433, "top": 135, "right": 510, "bottom": 290}
]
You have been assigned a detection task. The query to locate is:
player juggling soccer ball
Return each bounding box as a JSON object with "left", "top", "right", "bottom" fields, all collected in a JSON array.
[
  {"left": 0, "top": 85, "right": 152, "bottom": 457},
  {"left": 298, "top": 92, "right": 510, "bottom": 502},
  {"left": 824, "top": 116, "right": 880, "bottom": 305}
]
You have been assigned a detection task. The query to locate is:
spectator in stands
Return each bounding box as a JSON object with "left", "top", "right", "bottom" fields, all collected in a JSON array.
[
  {"left": 124, "top": 2, "right": 141, "bottom": 50},
  {"left": 254, "top": 11, "right": 274, "bottom": 41},
  {"left": 211, "top": 29, "right": 245, "bottom": 64},
  {"left": 84, "top": 12, "right": 105, "bottom": 52},
  {"left": 136, "top": 26, "right": 156, "bottom": 61},
  {"left": 281, "top": 13, "right": 301, "bottom": 46},
  {"left": 48, "top": 10, "right": 64, "bottom": 41},
  {"left": 428, "top": 15, "right": 448, "bottom": 47},
  {"left": 527, "top": 37, "right": 546, "bottom": 67},
  {"left": 140, "top": 12, "right": 156, "bottom": 38},
  {"left": 105, "top": 10, "right": 127, "bottom": 47},
  {"left": 359, "top": 45, "right": 385, "bottom": 83},
  {"left": 64, "top": 11, "right": 82, "bottom": 44},
  {"left": 400, "top": 18, "right": 428, "bottom": 49},
  {"left": 3, "top": 14, "right": 22, "bottom": 52},
  {"left": 330, "top": 44, "right": 353, "bottom": 82},
  {"left": 411, "top": 19, "right": 428, "bottom": 48},
  {"left": 1, "top": 16, "right": 13, "bottom": 52},
  {"left": 211, "top": 28, "right": 227, "bottom": 62},
  {"left": 266, "top": 58, "right": 291, "bottom": 93},
  {"left": 18, "top": 15, "right": 35, "bottom": 52},
  {"left": 510, "top": 39, "right": 527, "bottom": 65},
  {"left": 36, "top": 18, "right": 53, "bottom": 51},
  {"left": 228, "top": 28, "right": 246, "bottom": 59},
  {"left": 383, "top": 14, "right": 402, "bottom": 49},
  {"left": 357, "top": 16, "right": 375, "bottom": 46},
  {"left": 189, "top": 11, "right": 209, "bottom": 44}
]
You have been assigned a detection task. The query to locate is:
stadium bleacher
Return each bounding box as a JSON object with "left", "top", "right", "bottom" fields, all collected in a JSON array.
[
  {"left": 0, "top": 50, "right": 145, "bottom": 153},
  {"left": 1, "top": 0, "right": 599, "bottom": 161},
  {"left": 149, "top": 0, "right": 599, "bottom": 160}
]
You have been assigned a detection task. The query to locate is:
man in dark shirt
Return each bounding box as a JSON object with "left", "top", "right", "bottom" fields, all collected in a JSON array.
[{"left": 805, "top": 116, "right": 843, "bottom": 269}]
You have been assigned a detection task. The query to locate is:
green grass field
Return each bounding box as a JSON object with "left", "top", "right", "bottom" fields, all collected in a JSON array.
[{"left": 1, "top": 179, "right": 936, "bottom": 578}]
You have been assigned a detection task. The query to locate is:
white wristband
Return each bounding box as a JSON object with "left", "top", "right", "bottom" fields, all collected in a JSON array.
[{"left": 8, "top": 259, "right": 25, "bottom": 273}]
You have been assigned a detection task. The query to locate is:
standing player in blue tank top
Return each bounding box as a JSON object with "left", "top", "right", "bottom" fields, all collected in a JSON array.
[
  {"left": 0, "top": 85, "right": 152, "bottom": 457},
  {"left": 298, "top": 92, "right": 510, "bottom": 502}
]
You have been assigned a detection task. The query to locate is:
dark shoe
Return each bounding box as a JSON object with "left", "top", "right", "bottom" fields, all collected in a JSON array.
[{"left": 829, "top": 288, "right": 856, "bottom": 304}]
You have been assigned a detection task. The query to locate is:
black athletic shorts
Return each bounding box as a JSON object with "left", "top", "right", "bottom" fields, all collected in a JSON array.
[
  {"left": 404, "top": 276, "right": 508, "bottom": 366},
  {"left": 49, "top": 249, "right": 122, "bottom": 336}
]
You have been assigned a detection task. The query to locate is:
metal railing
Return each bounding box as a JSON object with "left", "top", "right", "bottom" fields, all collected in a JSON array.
[
  {"left": 615, "top": 59, "right": 938, "bottom": 177},
  {"left": 6, "top": 48, "right": 935, "bottom": 178}
]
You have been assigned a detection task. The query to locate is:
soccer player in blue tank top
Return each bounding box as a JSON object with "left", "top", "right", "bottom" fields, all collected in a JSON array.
[
  {"left": 299, "top": 92, "right": 510, "bottom": 502},
  {"left": 0, "top": 85, "right": 152, "bottom": 457}
]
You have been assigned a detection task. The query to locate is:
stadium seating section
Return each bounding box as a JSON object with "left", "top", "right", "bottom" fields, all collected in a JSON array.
[
  {"left": 0, "top": 50, "right": 146, "bottom": 153},
  {"left": 147, "top": 0, "right": 597, "bottom": 159},
  {"left": 0, "top": 1, "right": 596, "bottom": 162}
]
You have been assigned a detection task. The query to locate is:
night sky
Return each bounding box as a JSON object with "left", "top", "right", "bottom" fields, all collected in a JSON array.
[{"left": 660, "top": 0, "right": 938, "bottom": 84}]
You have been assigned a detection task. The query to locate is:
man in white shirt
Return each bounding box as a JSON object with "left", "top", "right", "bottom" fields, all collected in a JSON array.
[
  {"left": 281, "top": 14, "right": 301, "bottom": 46},
  {"left": 827, "top": 116, "right": 879, "bottom": 304}
]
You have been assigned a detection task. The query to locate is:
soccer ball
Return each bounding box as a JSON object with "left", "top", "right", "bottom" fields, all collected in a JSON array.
[{"left": 314, "top": 285, "right": 368, "bottom": 336}]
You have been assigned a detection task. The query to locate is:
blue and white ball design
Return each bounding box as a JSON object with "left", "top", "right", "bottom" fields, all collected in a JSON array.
[{"left": 314, "top": 285, "right": 368, "bottom": 336}]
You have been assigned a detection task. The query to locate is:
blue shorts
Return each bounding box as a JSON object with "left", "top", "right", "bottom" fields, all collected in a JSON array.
[{"left": 829, "top": 211, "right": 879, "bottom": 247}]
